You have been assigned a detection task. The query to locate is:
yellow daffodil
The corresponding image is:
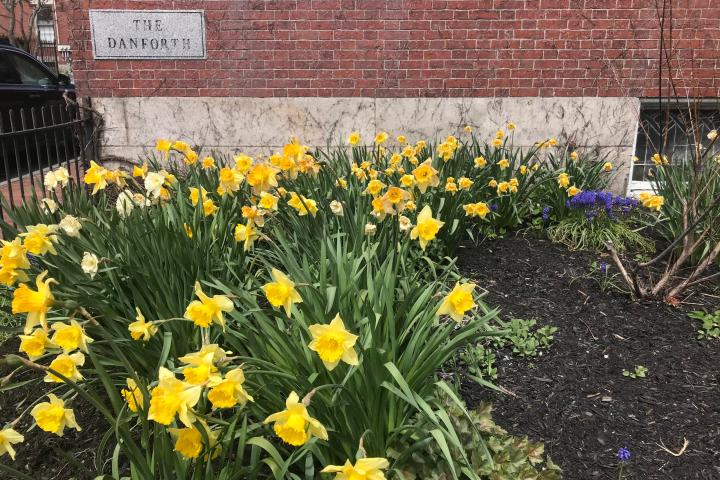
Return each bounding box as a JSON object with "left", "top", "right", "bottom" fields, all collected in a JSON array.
[
  {"left": 155, "top": 138, "right": 172, "bottom": 155},
  {"left": 179, "top": 346, "right": 224, "bottom": 385},
  {"left": 45, "top": 352, "right": 85, "bottom": 383},
  {"left": 208, "top": 367, "right": 254, "bottom": 409},
  {"left": 234, "top": 222, "right": 259, "bottom": 252},
  {"left": 602, "top": 162, "right": 613, "bottom": 172},
  {"left": 19, "top": 328, "right": 53, "bottom": 359},
  {"left": 321, "top": 458, "right": 390, "bottom": 480},
  {"left": 184, "top": 282, "right": 234, "bottom": 329},
  {"left": 247, "top": 162, "right": 280, "bottom": 195},
  {"left": 639, "top": 193, "right": 664, "bottom": 211},
  {"left": 168, "top": 422, "right": 219, "bottom": 460},
  {"left": 258, "top": 191, "right": 279, "bottom": 211},
  {"left": 132, "top": 162, "right": 148, "bottom": 178},
  {"left": 491, "top": 138, "right": 503, "bottom": 148},
  {"left": 0, "top": 428, "right": 24, "bottom": 460},
  {"left": 51, "top": 319, "right": 93, "bottom": 353},
  {"left": 437, "top": 282, "right": 476, "bottom": 322},
  {"left": 412, "top": 160, "right": 440, "bottom": 194},
  {"left": 264, "top": 391, "right": 328, "bottom": 446},
  {"left": 12, "top": 271, "right": 55, "bottom": 334},
  {"left": 21, "top": 224, "right": 57, "bottom": 256},
  {"left": 458, "top": 177, "right": 474, "bottom": 189},
  {"left": 410, "top": 206, "right": 444, "bottom": 251},
  {"left": 374, "top": 131, "right": 389, "bottom": 145},
  {"left": 263, "top": 268, "right": 302, "bottom": 317},
  {"left": 218, "top": 167, "right": 244, "bottom": 196},
  {"left": 121, "top": 378, "right": 144, "bottom": 412},
  {"left": 347, "top": 132, "right": 361, "bottom": 145},
  {"left": 519, "top": 165, "right": 528, "bottom": 175},
  {"left": 308, "top": 314, "right": 359, "bottom": 371},
  {"left": 202, "top": 156, "right": 216, "bottom": 169},
  {"left": 184, "top": 223, "right": 193, "bottom": 238},
  {"left": 507, "top": 121, "right": 516, "bottom": 130},
  {"left": 185, "top": 150, "right": 199, "bottom": 165},
  {"left": 336, "top": 178, "right": 348, "bottom": 189},
  {"left": 241, "top": 205, "right": 266, "bottom": 227},
  {"left": 288, "top": 193, "right": 318, "bottom": 217},
  {"left": 189, "top": 187, "right": 207, "bottom": 206},
  {"left": 497, "top": 182, "right": 510, "bottom": 194},
  {"left": 0, "top": 238, "right": 30, "bottom": 286},
  {"left": 463, "top": 202, "right": 490, "bottom": 219},
  {"left": 31, "top": 394, "right": 81, "bottom": 436},
  {"left": 570, "top": 151, "right": 579, "bottom": 161},
  {"left": 364, "top": 179, "right": 386, "bottom": 197},
  {"left": 128, "top": 307, "right": 158, "bottom": 341},
  {"left": 203, "top": 199, "right": 218, "bottom": 217},
  {"left": 230, "top": 155, "right": 251, "bottom": 174},
  {"left": 464, "top": 125, "right": 472, "bottom": 133},
  {"left": 498, "top": 158, "right": 510, "bottom": 170},
  {"left": 148, "top": 367, "right": 202, "bottom": 426},
  {"left": 474, "top": 156, "right": 487, "bottom": 168},
  {"left": 567, "top": 185, "right": 581, "bottom": 196},
  {"left": 652, "top": 153, "right": 669, "bottom": 166},
  {"left": 557, "top": 172, "right": 570, "bottom": 188},
  {"left": 84, "top": 161, "right": 109, "bottom": 194}
]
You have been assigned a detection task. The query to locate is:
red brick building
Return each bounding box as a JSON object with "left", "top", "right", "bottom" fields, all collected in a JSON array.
[{"left": 57, "top": 0, "right": 720, "bottom": 192}]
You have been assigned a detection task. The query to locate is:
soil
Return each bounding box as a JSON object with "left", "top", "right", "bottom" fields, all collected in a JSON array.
[
  {"left": 458, "top": 235, "right": 720, "bottom": 480},
  {"left": 0, "top": 338, "right": 107, "bottom": 479}
]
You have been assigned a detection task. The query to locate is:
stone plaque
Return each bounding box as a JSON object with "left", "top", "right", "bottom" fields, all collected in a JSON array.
[{"left": 89, "top": 10, "right": 206, "bottom": 60}]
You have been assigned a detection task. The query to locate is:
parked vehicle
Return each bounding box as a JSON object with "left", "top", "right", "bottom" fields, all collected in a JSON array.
[{"left": 0, "top": 44, "right": 77, "bottom": 183}]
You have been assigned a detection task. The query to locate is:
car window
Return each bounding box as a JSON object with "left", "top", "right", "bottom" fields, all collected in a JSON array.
[{"left": 0, "top": 52, "right": 54, "bottom": 86}]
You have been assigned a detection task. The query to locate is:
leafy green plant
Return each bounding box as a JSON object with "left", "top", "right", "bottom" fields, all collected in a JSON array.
[
  {"left": 388, "top": 391, "right": 562, "bottom": 479},
  {"left": 495, "top": 319, "right": 557, "bottom": 358},
  {"left": 688, "top": 310, "right": 720, "bottom": 340},
  {"left": 622, "top": 365, "right": 648, "bottom": 379},
  {"left": 460, "top": 344, "right": 498, "bottom": 381}
]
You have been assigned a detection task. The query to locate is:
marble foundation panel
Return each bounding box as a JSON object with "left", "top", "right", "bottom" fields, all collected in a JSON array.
[{"left": 92, "top": 96, "right": 640, "bottom": 192}]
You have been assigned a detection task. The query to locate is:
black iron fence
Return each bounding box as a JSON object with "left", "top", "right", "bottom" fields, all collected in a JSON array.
[{"left": 0, "top": 98, "right": 101, "bottom": 220}]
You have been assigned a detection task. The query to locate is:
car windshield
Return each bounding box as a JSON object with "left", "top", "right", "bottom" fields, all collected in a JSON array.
[{"left": 0, "top": 52, "right": 54, "bottom": 86}]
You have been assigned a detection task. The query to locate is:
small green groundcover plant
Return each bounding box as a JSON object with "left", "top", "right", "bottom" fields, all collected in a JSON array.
[
  {"left": 0, "top": 126, "right": 597, "bottom": 479},
  {"left": 622, "top": 365, "right": 648, "bottom": 379},
  {"left": 688, "top": 310, "right": 720, "bottom": 340}
]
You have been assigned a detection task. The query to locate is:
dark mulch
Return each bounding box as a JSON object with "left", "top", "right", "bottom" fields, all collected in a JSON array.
[
  {"left": 0, "top": 338, "right": 106, "bottom": 479},
  {"left": 458, "top": 235, "right": 720, "bottom": 480}
]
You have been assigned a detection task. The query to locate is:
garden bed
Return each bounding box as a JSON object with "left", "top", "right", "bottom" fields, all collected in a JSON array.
[{"left": 458, "top": 235, "right": 720, "bottom": 479}]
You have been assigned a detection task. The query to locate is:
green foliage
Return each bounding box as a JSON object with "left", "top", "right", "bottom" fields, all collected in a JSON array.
[
  {"left": 0, "top": 286, "right": 18, "bottom": 343},
  {"left": 0, "top": 131, "right": 573, "bottom": 479},
  {"left": 651, "top": 151, "right": 720, "bottom": 265},
  {"left": 493, "top": 319, "right": 557, "bottom": 358},
  {"left": 622, "top": 365, "right": 648, "bottom": 379},
  {"left": 459, "top": 344, "right": 498, "bottom": 381},
  {"left": 388, "top": 392, "right": 563, "bottom": 479},
  {"left": 688, "top": 310, "right": 720, "bottom": 340},
  {"left": 547, "top": 216, "right": 653, "bottom": 253}
]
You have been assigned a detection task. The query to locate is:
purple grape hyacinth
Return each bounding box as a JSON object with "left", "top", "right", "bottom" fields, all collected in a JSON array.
[
  {"left": 567, "top": 190, "right": 638, "bottom": 222},
  {"left": 617, "top": 447, "right": 631, "bottom": 462}
]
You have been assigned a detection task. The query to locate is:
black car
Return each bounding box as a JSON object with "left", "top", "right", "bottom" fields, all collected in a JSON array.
[
  {"left": 0, "top": 44, "right": 74, "bottom": 109},
  {"left": 0, "top": 44, "right": 77, "bottom": 184}
]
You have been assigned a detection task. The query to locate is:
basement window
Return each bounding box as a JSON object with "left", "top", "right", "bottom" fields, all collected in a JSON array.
[{"left": 630, "top": 101, "right": 720, "bottom": 193}]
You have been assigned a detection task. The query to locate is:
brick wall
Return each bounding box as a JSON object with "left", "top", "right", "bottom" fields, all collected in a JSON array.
[{"left": 58, "top": 0, "right": 720, "bottom": 98}]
